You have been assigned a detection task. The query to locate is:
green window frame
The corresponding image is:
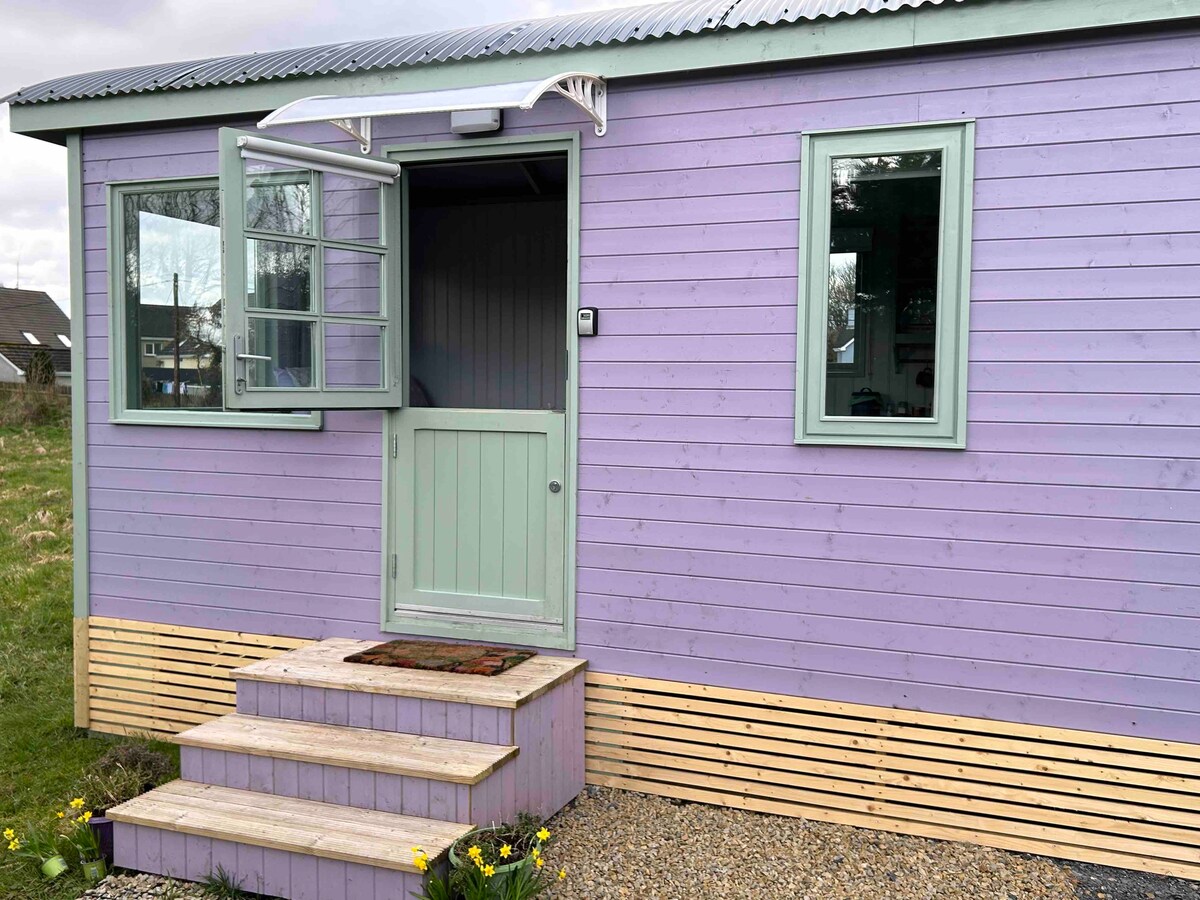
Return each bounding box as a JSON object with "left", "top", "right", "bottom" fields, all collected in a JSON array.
[
  {"left": 107, "top": 176, "right": 321, "bottom": 429},
  {"left": 219, "top": 128, "right": 403, "bottom": 411},
  {"left": 795, "top": 120, "right": 974, "bottom": 450}
]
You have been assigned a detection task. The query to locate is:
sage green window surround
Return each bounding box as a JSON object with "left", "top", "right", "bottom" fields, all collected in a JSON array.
[
  {"left": 380, "top": 132, "right": 581, "bottom": 651},
  {"left": 107, "top": 176, "right": 321, "bottom": 430},
  {"left": 795, "top": 120, "right": 974, "bottom": 450}
]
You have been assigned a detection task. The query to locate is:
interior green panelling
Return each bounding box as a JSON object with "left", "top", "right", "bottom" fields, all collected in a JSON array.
[{"left": 10, "top": 0, "right": 1199, "bottom": 139}]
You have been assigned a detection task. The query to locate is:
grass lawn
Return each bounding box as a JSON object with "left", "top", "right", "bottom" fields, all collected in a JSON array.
[{"left": 0, "top": 416, "right": 177, "bottom": 900}]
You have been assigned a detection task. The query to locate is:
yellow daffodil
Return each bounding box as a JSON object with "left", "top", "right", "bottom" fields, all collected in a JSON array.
[
  {"left": 499, "top": 844, "right": 512, "bottom": 859},
  {"left": 531, "top": 847, "right": 540, "bottom": 859},
  {"left": 8, "top": 840, "right": 20, "bottom": 852},
  {"left": 559, "top": 869, "right": 567, "bottom": 880},
  {"left": 3, "top": 829, "right": 14, "bottom": 840},
  {"left": 414, "top": 857, "right": 428, "bottom": 873},
  {"left": 536, "top": 827, "right": 551, "bottom": 841},
  {"left": 56, "top": 812, "right": 65, "bottom": 819},
  {"left": 70, "top": 798, "right": 84, "bottom": 810},
  {"left": 482, "top": 864, "right": 495, "bottom": 877},
  {"left": 535, "top": 857, "right": 545, "bottom": 869},
  {"left": 411, "top": 849, "right": 429, "bottom": 873},
  {"left": 411, "top": 846, "right": 422, "bottom": 853},
  {"left": 467, "top": 845, "right": 482, "bottom": 860}
]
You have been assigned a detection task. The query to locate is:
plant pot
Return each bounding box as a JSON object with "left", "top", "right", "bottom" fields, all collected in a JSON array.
[
  {"left": 40, "top": 855, "right": 68, "bottom": 879},
  {"left": 448, "top": 827, "right": 526, "bottom": 881},
  {"left": 90, "top": 816, "right": 114, "bottom": 864},
  {"left": 82, "top": 859, "right": 108, "bottom": 883}
]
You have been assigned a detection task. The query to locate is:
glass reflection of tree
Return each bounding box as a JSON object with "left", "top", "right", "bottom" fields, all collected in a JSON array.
[{"left": 124, "top": 188, "right": 223, "bottom": 409}]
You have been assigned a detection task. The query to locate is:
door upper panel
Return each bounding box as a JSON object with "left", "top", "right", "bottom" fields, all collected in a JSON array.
[{"left": 219, "top": 128, "right": 403, "bottom": 409}]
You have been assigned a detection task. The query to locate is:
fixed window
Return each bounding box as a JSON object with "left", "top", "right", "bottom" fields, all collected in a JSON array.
[
  {"left": 22, "top": 332, "right": 40, "bottom": 345},
  {"left": 795, "top": 122, "right": 973, "bottom": 449},
  {"left": 57, "top": 334, "right": 71, "bottom": 348},
  {"left": 108, "top": 177, "right": 319, "bottom": 429}
]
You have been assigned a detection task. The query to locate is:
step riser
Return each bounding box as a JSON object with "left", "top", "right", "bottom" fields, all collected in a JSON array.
[
  {"left": 180, "top": 747, "right": 516, "bottom": 826},
  {"left": 237, "top": 681, "right": 514, "bottom": 744},
  {"left": 114, "top": 823, "right": 434, "bottom": 900},
  {"left": 237, "top": 671, "right": 586, "bottom": 821}
]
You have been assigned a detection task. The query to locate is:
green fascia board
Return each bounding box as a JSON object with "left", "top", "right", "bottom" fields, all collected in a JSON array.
[{"left": 11, "top": 0, "right": 1200, "bottom": 139}]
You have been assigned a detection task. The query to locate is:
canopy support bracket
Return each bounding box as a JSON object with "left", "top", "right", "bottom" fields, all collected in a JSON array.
[
  {"left": 547, "top": 74, "right": 606, "bottom": 137},
  {"left": 330, "top": 116, "right": 372, "bottom": 154}
]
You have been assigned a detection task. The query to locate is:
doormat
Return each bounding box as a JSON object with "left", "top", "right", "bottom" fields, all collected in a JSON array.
[{"left": 343, "top": 640, "right": 536, "bottom": 676}]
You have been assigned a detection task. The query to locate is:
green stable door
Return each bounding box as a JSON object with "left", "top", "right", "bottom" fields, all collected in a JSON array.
[{"left": 387, "top": 147, "right": 574, "bottom": 641}]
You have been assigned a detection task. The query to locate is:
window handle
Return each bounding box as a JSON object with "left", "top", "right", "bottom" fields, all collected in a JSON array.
[{"left": 236, "top": 353, "right": 272, "bottom": 361}]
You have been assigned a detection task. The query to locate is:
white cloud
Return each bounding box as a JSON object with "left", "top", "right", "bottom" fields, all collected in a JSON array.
[{"left": 0, "top": 0, "right": 646, "bottom": 313}]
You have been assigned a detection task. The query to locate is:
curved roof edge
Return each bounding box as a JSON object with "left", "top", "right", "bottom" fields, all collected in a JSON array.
[{"left": 3, "top": 0, "right": 965, "bottom": 106}]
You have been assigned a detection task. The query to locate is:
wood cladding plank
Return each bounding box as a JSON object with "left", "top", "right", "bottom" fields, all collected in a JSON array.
[
  {"left": 584, "top": 673, "right": 1200, "bottom": 882},
  {"left": 85, "top": 617, "right": 313, "bottom": 737}
]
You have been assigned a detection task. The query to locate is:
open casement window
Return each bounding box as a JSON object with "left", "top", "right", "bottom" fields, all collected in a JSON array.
[
  {"left": 795, "top": 121, "right": 974, "bottom": 449},
  {"left": 219, "top": 128, "right": 403, "bottom": 409}
]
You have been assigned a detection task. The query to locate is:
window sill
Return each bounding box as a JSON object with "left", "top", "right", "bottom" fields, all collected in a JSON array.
[
  {"left": 109, "top": 409, "right": 323, "bottom": 430},
  {"left": 795, "top": 430, "right": 965, "bottom": 450}
]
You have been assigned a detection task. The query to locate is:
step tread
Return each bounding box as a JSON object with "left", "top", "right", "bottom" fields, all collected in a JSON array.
[
  {"left": 108, "top": 781, "right": 471, "bottom": 872},
  {"left": 234, "top": 639, "right": 586, "bottom": 708},
  {"left": 177, "top": 714, "right": 517, "bottom": 784}
]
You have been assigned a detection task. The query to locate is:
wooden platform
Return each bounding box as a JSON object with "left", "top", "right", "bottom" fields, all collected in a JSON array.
[
  {"left": 233, "top": 638, "right": 586, "bottom": 709},
  {"left": 108, "top": 781, "right": 472, "bottom": 873},
  {"left": 175, "top": 714, "right": 518, "bottom": 784}
]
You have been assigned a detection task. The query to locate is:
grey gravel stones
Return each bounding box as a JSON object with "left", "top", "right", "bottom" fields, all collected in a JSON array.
[
  {"left": 79, "top": 872, "right": 206, "bottom": 899},
  {"left": 541, "top": 787, "right": 1078, "bottom": 899}
]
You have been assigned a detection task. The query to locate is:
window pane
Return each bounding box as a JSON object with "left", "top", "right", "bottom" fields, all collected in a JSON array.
[
  {"left": 323, "top": 322, "right": 383, "bottom": 389},
  {"left": 123, "top": 187, "right": 223, "bottom": 409},
  {"left": 324, "top": 248, "right": 381, "bottom": 315},
  {"left": 246, "top": 318, "right": 313, "bottom": 388},
  {"left": 322, "top": 173, "right": 380, "bottom": 244},
  {"left": 247, "top": 239, "right": 313, "bottom": 311},
  {"left": 245, "top": 162, "right": 312, "bottom": 235},
  {"left": 825, "top": 152, "right": 941, "bottom": 418}
]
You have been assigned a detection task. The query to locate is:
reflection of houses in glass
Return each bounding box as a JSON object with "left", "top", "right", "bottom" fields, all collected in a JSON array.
[{"left": 137, "top": 302, "right": 222, "bottom": 403}]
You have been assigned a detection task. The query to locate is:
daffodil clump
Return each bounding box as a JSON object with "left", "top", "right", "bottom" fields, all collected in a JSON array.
[
  {"left": 4, "top": 796, "right": 105, "bottom": 881},
  {"left": 412, "top": 819, "right": 565, "bottom": 900}
]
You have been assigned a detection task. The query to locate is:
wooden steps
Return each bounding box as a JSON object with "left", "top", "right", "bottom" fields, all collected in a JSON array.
[
  {"left": 233, "top": 638, "right": 586, "bottom": 708},
  {"left": 112, "top": 638, "right": 588, "bottom": 898},
  {"left": 109, "top": 781, "right": 471, "bottom": 873},
  {"left": 176, "top": 714, "right": 517, "bottom": 784}
]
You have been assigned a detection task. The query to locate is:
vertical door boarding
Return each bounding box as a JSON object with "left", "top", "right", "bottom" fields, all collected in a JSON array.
[{"left": 382, "top": 134, "right": 581, "bottom": 651}]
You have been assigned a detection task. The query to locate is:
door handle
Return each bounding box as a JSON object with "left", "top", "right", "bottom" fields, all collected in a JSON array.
[
  {"left": 548, "top": 481, "right": 562, "bottom": 493},
  {"left": 236, "top": 353, "right": 272, "bottom": 361}
]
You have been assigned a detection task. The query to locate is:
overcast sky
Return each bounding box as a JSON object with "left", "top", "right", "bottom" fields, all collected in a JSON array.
[{"left": 0, "top": 0, "right": 643, "bottom": 312}]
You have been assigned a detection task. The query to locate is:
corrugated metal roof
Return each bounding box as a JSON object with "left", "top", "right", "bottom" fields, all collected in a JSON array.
[{"left": 2, "top": 0, "right": 970, "bottom": 106}]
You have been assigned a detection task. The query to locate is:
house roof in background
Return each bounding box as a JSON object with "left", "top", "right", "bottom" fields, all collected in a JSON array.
[
  {"left": 2, "top": 0, "right": 972, "bottom": 105},
  {"left": 0, "top": 288, "right": 71, "bottom": 351},
  {"left": 0, "top": 344, "right": 71, "bottom": 377}
]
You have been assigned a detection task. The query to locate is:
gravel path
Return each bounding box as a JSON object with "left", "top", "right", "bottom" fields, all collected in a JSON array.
[
  {"left": 540, "top": 786, "right": 1075, "bottom": 899},
  {"left": 76, "top": 788, "right": 1200, "bottom": 899}
]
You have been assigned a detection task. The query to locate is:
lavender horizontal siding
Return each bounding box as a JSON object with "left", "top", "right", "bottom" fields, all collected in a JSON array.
[{"left": 83, "top": 25, "right": 1200, "bottom": 742}]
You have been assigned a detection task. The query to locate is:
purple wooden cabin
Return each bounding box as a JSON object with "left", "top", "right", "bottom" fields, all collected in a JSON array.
[{"left": 6, "top": 0, "right": 1200, "bottom": 893}]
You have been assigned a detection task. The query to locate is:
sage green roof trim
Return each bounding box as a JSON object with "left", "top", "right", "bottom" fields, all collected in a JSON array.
[
  {"left": 67, "top": 132, "right": 89, "bottom": 619},
  {"left": 10, "top": 0, "right": 1199, "bottom": 140}
]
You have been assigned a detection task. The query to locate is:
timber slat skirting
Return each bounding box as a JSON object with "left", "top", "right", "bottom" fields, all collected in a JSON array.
[
  {"left": 584, "top": 672, "right": 1200, "bottom": 881},
  {"left": 83, "top": 617, "right": 312, "bottom": 738}
]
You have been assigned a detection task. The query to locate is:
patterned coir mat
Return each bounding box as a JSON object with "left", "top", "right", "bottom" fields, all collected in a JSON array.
[{"left": 343, "top": 640, "right": 536, "bottom": 676}]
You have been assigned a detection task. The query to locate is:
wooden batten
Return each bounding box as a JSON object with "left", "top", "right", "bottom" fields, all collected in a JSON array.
[
  {"left": 84, "top": 617, "right": 312, "bottom": 738},
  {"left": 584, "top": 672, "right": 1200, "bottom": 882}
]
